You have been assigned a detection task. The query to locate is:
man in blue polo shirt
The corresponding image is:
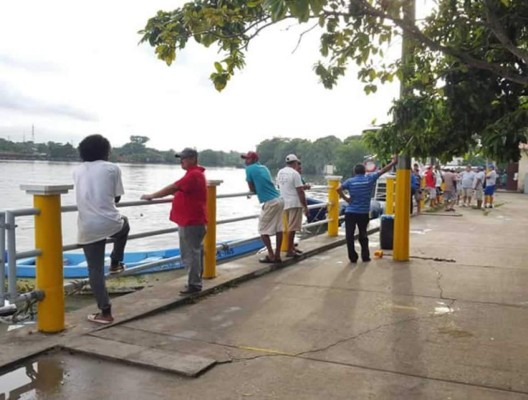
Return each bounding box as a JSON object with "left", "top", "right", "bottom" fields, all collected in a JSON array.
[
  {"left": 242, "top": 151, "right": 284, "bottom": 264},
  {"left": 337, "top": 156, "right": 397, "bottom": 263}
]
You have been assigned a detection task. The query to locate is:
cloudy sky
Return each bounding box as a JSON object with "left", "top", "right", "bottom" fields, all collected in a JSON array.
[{"left": 0, "top": 1, "right": 401, "bottom": 152}]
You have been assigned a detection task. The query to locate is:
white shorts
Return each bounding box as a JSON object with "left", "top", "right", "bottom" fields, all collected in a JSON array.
[
  {"left": 258, "top": 198, "right": 284, "bottom": 236},
  {"left": 474, "top": 188, "right": 483, "bottom": 201},
  {"left": 428, "top": 187, "right": 437, "bottom": 199},
  {"left": 285, "top": 207, "right": 303, "bottom": 232}
]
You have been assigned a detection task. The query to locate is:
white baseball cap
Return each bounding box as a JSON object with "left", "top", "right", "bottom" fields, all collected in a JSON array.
[{"left": 285, "top": 154, "right": 299, "bottom": 163}]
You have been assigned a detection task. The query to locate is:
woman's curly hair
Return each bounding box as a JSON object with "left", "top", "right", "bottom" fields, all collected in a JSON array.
[{"left": 78, "top": 134, "right": 111, "bottom": 162}]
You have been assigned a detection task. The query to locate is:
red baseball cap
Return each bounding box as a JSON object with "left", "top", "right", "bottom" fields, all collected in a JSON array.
[{"left": 241, "top": 151, "right": 259, "bottom": 161}]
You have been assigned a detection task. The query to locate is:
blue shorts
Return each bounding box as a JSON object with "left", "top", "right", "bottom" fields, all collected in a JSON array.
[{"left": 484, "top": 185, "right": 495, "bottom": 196}]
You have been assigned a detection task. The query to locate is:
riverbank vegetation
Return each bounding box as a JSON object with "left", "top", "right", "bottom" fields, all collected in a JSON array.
[
  {"left": 0, "top": 134, "right": 374, "bottom": 175},
  {"left": 0, "top": 134, "right": 492, "bottom": 175}
]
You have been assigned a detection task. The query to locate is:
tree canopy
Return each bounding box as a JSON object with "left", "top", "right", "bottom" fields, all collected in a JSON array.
[
  {"left": 0, "top": 135, "right": 372, "bottom": 173},
  {"left": 255, "top": 135, "right": 371, "bottom": 175},
  {"left": 139, "top": 0, "right": 528, "bottom": 162}
]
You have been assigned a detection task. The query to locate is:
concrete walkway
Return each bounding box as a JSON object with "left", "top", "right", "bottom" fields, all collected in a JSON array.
[{"left": 1, "top": 191, "right": 528, "bottom": 399}]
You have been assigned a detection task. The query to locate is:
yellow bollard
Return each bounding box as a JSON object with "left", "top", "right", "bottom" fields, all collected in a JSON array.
[
  {"left": 203, "top": 180, "right": 223, "bottom": 279},
  {"left": 393, "top": 157, "right": 411, "bottom": 261},
  {"left": 281, "top": 213, "right": 289, "bottom": 252},
  {"left": 326, "top": 175, "right": 342, "bottom": 237},
  {"left": 21, "top": 184, "right": 72, "bottom": 333},
  {"left": 419, "top": 176, "right": 425, "bottom": 211},
  {"left": 386, "top": 177, "right": 395, "bottom": 215}
]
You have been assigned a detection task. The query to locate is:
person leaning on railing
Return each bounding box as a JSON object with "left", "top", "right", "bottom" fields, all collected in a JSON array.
[
  {"left": 140, "top": 148, "right": 207, "bottom": 295},
  {"left": 276, "top": 154, "right": 310, "bottom": 258},
  {"left": 74, "top": 134, "right": 130, "bottom": 325},
  {"left": 241, "top": 151, "right": 284, "bottom": 264}
]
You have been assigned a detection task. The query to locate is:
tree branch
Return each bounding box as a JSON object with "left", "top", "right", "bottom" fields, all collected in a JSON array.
[
  {"left": 329, "top": 0, "right": 528, "bottom": 86},
  {"left": 291, "top": 22, "right": 319, "bottom": 54},
  {"left": 483, "top": 0, "right": 528, "bottom": 66}
]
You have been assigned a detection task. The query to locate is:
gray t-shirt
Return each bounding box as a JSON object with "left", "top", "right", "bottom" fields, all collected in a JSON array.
[
  {"left": 461, "top": 171, "right": 475, "bottom": 189},
  {"left": 473, "top": 171, "right": 485, "bottom": 189}
]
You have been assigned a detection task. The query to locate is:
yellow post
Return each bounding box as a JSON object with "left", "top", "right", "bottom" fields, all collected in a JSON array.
[
  {"left": 393, "top": 157, "right": 411, "bottom": 261},
  {"left": 386, "top": 177, "right": 395, "bottom": 215},
  {"left": 419, "top": 176, "right": 425, "bottom": 211},
  {"left": 281, "top": 213, "right": 289, "bottom": 252},
  {"left": 21, "top": 184, "right": 72, "bottom": 333},
  {"left": 326, "top": 175, "right": 342, "bottom": 237},
  {"left": 203, "top": 180, "right": 223, "bottom": 279}
]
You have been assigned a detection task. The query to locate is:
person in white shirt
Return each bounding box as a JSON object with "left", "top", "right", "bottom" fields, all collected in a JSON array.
[
  {"left": 276, "top": 154, "right": 309, "bottom": 258},
  {"left": 73, "top": 134, "right": 130, "bottom": 325},
  {"left": 460, "top": 165, "right": 475, "bottom": 207},
  {"left": 473, "top": 166, "right": 486, "bottom": 209},
  {"left": 434, "top": 165, "right": 443, "bottom": 203}
]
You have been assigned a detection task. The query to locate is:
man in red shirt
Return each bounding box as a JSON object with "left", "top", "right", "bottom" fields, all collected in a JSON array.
[
  {"left": 141, "top": 148, "right": 207, "bottom": 295},
  {"left": 424, "top": 165, "right": 437, "bottom": 208}
]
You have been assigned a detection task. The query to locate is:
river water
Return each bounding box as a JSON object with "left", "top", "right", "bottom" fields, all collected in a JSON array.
[
  {"left": 0, "top": 160, "right": 329, "bottom": 335},
  {"left": 0, "top": 160, "right": 267, "bottom": 253}
]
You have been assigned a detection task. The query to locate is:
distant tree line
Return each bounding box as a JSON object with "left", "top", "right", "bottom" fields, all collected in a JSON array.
[
  {"left": 256, "top": 135, "right": 372, "bottom": 176},
  {"left": 0, "top": 138, "right": 78, "bottom": 160},
  {"left": 0, "top": 134, "right": 375, "bottom": 174},
  {"left": 0, "top": 136, "right": 239, "bottom": 166},
  {"left": 1, "top": 134, "right": 495, "bottom": 174}
]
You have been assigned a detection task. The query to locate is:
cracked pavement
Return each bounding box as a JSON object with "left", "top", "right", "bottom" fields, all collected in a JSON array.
[
  {"left": 87, "top": 193, "right": 528, "bottom": 398},
  {"left": 4, "top": 192, "right": 528, "bottom": 399}
]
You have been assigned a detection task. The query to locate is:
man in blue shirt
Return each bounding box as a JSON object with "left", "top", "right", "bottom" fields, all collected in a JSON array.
[
  {"left": 337, "top": 157, "right": 397, "bottom": 263},
  {"left": 411, "top": 168, "right": 421, "bottom": 214},
  {"left": 242, "top": 151, "right": 284, "bottom": 264}
]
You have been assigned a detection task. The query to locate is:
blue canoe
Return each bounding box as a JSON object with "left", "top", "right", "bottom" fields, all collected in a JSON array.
[{"left": 14, "top": 238, "right": 265, "bottom": 279}]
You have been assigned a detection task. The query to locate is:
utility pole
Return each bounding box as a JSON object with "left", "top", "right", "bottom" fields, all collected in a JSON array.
[{"left": 393, "top": 0, "right": 416, "bottom": 262}]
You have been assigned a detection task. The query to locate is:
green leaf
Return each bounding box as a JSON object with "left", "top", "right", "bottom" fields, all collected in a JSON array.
[
  {"left": 289, "top": 0, "right": 311, "bottom": 22},
  {"left": 214, "top": 62, "right": 224, "bottom": 73},
  {"left": 309, "top": 0, "right": 326, "bottom": 14},
  {"left": 211, "top": 73, "right": 228, "bottom": 92},
  {"left": 264, "top": 0, "right": 288, "bottom": 21}
]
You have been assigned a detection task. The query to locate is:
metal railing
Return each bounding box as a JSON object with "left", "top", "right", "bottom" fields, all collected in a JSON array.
[{"left": 0, "top": 177, "right": 344, "bottom": 327}]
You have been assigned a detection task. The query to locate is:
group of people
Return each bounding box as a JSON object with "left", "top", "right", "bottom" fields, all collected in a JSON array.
[
  {"left": 418, "top": 163, "right": 498, "bottom": 211},
  {"left": 72, "top": 135, "right": 504, "bottom": 326},
  {"left": 244, "top": 152, "right": 401, "bottom": 267},
  {"left": 242, "top": 151, "right": 310, "bottom": 264},
  {"left": 74, "top": 135, "right": 208, "bottom": 324},
  {"left": 75, "top": 137, "right": 315, "bottom": 325}
]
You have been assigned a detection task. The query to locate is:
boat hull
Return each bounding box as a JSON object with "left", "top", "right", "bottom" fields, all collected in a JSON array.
[{"left": 14, "top": 238, "right": 263, "bottom": 279}]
